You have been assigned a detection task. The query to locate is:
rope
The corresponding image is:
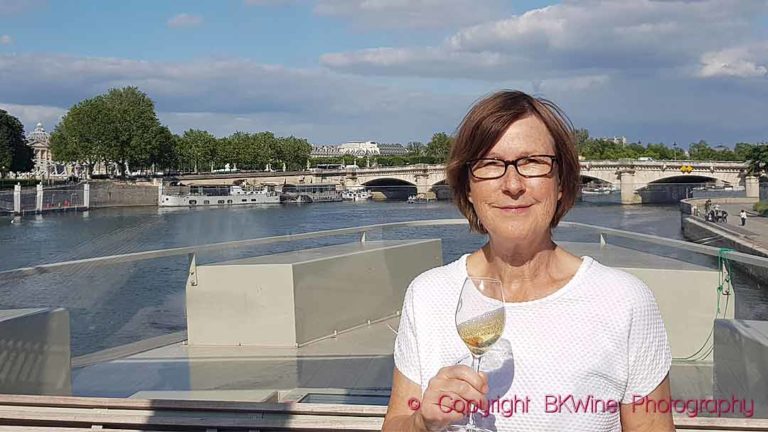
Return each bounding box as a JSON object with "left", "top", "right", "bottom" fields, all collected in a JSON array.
[{"left": 673, "top": 248, "right": 733, "bottom": 362}]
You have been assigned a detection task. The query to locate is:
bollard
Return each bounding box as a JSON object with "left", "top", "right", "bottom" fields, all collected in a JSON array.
[
  {"left": 36, "top": 183, "right": 43, "bottom": 213},
  {"left": 13, "top": 183, "right": 21, "bottom": 215},
  {"left": 83, "top": 183, "right": 90, "bottom": 209}
]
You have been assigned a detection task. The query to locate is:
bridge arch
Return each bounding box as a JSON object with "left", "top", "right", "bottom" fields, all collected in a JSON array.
[
  {"left": 580, "top": 174, "right": 614, "bottom": 185},
  {"left": 430, "top": 180, "right": 451, "bottom": 200},
  {"left": 362, "top": 178, "right": 417, "bottom": 200},
  {"left": 646, "top": 174, "right": 726, "bottom": 185}
]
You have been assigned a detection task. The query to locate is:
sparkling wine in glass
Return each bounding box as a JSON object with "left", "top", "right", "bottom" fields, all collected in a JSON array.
[{"left": 449, "top": 276, "right": 505, "bottom": 432}]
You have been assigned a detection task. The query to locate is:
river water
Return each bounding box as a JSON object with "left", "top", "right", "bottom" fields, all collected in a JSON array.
[{"left": 1, "top": 197, "right": 766, "bottom": 356}]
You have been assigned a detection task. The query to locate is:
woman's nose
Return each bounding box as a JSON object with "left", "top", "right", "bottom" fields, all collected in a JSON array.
[{"left": 500, "top": 166, "right": 526, "bottom": 195}]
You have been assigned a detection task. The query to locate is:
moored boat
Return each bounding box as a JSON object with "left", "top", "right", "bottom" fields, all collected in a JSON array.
[
  {"left": 160, "top": 185, "right": 280, "bottom": 207},
  {"left": 342, "top": 187, "right": 372, "bottom": 201}
]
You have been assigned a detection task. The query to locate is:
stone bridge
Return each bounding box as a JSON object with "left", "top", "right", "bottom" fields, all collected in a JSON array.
[{"left": 181, "top": 160, "right": 757, "bottom": 204}]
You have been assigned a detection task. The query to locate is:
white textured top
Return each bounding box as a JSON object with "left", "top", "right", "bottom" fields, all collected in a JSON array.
[{"left": 394, "top": 254, "right": 671, "bottom": 431}]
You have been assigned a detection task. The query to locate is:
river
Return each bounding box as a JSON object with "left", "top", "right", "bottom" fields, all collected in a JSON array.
[{"left": 1, "top": 198, "right": 766, "bottom": 356}]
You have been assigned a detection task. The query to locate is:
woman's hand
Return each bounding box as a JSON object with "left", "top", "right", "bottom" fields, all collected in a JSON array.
[{"left": 414, "top": 364, "right": 489, "bottom": 432}]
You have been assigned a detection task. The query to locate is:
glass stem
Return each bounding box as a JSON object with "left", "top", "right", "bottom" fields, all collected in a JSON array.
[{"left": 468, "top": 354, "right": 482, "bottom": 427}]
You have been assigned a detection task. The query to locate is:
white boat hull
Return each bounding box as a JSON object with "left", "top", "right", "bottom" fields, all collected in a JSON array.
[{"left": 160, "top": 193, "right": 280, "bottom": 207}]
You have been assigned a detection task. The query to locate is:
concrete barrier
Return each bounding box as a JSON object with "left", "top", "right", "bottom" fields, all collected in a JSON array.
[
  {"left": 714, "top": 319, "right": 768, "bottom": 418},
  {"left": 0, "top": 308, "right": 71, "bottom": 396},
  {"left": 186, "top": 239, "right": 443, "bottom": 347}
]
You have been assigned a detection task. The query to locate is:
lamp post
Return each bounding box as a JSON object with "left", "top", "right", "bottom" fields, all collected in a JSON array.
[{"left": 673, "top": 143, "right": 677, "bottom": 162}]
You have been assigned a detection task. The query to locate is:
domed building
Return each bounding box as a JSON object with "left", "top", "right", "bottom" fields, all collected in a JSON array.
[
  {"left": 26, "top": 123, "right": 70, "bottom": 179},
  {"left": 26, "top": 123, "right": 52, "bottom": 176}
]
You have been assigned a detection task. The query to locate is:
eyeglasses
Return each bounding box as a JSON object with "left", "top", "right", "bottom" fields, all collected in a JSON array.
[{"left": 466, "top": 155, "right": 557, "bottom": 179}]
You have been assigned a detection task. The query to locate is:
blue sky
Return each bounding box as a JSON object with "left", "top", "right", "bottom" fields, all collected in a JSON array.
[{"left": 1, "top": 0, "right": 766, "bottom": 146}]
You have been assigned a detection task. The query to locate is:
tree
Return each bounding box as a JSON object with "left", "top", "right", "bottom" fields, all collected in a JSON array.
[
  {"left": 425, "top": 132, "right": 452, "bottom": 162},
  {"left": 49, "top": 87, "right": 165, "bottom": 177},
  {"left": 746, "top": 144, "right": 768, "bottom": 177},
  {"left": 406, "top": 141, "right": 425, "bottom": 156},
  {"left": 51, "top": 96, "right": 115, "bottom": 178},
  {"left": 177, "top": 129, "right": 218, "bottom": 173},
  {"left": 278, "top": 136, "right": 312, "bottom": 171},
  {"left": 734, "top": 143, "right": 755, "bottom": 161},
  {"left": 688, "top": 140, "right": 716, "bottom": 161},
  {"left": 103, "top": 87, "right": 164, "bottom": 175},
  {"left": 0, "top": 109, "right": 32, "bottom": 177},
  {"left": 574, "top": 128, "right": 590, "bottom": 155},
  {"left": 150, "top": 126, "right": 177, "bottom": 171}
]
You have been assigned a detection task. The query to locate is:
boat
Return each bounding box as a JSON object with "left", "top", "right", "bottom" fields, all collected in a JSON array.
[
  {"left": 341, "top": 187, "right": 372, "bottom": 201},
  {"left": 281, "top": 183, "right": 342, "bottom": 203},
  {"left": 1, "top": 220, "right": 767, "bottom": 430},
  {"left": 407, "top": 193, "right": 435, "bottom": 203},
  {"left": 160, "top": 184, "right": 280, "bottom": 207},
  {"left": 581, "top": 185, "right": 614, "bottom": 195}
]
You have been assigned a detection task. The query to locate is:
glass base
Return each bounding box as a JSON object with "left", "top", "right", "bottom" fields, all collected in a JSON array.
[{"left": 445, "top": 425, "right": 493, "bottom": 432}]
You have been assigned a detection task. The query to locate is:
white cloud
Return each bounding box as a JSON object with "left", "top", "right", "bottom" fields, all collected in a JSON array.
[
  {"left": 320, "top": 1, "right": 768, "bottom": 145},
  {"left": 167, "top": 13, "right": 204, "bottom": 28},
  {"left": 323, "top": 0, "right": 768, "bottom": 80},
  {"left": 698, "top": 45, "right": 768, "bottom": 78},
  {"left": 0, "top": 53, "right": 469, "bottom": 144},
  {"left": 0, "top": 102, "right": 65, "bottom": 133},
  {"left": 0, "top": 35, "right": 12, "bottom": 45},
  {"left": 321, "top": 47, "right": 514, "bottom": 80}
]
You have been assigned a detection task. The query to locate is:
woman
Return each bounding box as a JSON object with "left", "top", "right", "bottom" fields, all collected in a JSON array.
[{"left": 383, "top": 91, "right": 673, "bottom": 431}]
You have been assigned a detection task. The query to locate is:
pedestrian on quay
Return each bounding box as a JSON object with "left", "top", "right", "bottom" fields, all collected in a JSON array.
[
  {"left": 740, "top": 209, "right": 747, "bottom": 226},
  {"left": 383, "top": 90, "right": 673, "bottom": 432}
]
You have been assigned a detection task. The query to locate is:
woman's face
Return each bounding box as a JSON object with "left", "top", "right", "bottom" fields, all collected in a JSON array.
[{"left": 468, "top": 115, "right": 561, "bottom": 243}]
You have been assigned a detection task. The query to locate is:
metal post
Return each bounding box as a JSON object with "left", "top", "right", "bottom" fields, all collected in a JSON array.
[
  {"left": 188, "top": 253, "right": 198, "bottom": 287},
  {"left": 36, "top": 183, "right": 43, "bottom": 213},
  {"left": 83, "top": 183, "right": 90, "bottom": 209},
  {"left": 13, "top": 183, "right": 21, "bottom": 215}
]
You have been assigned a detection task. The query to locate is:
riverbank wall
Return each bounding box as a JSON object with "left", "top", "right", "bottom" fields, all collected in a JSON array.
[
  {"left": 0, "top": 181, "right": 159, "bottom": 215},
  {"left": 680, "top": 198, "right": 768, "bottom": 281},
  {"left": 89, "top": 181, "right": 158, "bottom": 208}
]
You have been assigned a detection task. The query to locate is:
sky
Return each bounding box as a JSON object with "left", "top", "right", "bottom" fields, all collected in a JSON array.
[{"left": 0, "top": 0, "right": 766, "bottom": 147}]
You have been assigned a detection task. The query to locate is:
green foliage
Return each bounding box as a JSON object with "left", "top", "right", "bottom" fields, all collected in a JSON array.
[
  {"left": 746, "top": 144, "right": 768, "bottom": 176},
  {"left": 425, "top": 132, "right": 452, "bottom": 162},
  {"left": 406, "top": 141, "right": 425, "bottom": 156},
  {"left": 574, "top": 130, "right": 755, "bottom": 162},
  {"left": 734, "top": 143, "right": 755, "bottom": 161},
  {"left": 753, "top": 201, "right": 768, "bottom": 216},
  {"left": 0, "top": 109, "right": 32, "bottom": 177},
  {"left": 176, "top": 129, "right": 218, "bottom": 172},
  {"left": 50, "top": 87, "right": 166, "bottom": 176},
  {"left": 150, "top": 126, "right": 177, "bottom": 170},
  {"left": 176, "top": 130, "right": 313, "bottom": 173}
]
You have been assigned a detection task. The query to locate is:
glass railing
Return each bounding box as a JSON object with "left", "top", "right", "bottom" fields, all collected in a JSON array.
[{"left": 2, "top": 218, "right": 767, "bottom": 357}]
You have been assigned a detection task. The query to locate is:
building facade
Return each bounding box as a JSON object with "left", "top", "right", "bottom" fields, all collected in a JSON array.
[
  {"left": 26, "top": 123, "right": 72, "bottom": 179},
  {"left": 26, "top": 123, "right": 53, "bottom": 178},
  {"left": 310, "top": 141, "right": 407, "bottom": 158}
]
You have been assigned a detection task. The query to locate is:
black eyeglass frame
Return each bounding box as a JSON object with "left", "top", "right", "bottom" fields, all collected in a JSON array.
[{"left": 466, "top": 155, "right": 558, "bottom": 179}]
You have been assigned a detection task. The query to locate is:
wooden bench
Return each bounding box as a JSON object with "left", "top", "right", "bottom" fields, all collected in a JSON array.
[{"left": 0, "top": 395, "right": 767, "bottom": 431}]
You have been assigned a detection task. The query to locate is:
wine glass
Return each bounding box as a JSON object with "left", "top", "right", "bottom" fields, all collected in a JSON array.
[{"left": 448, "top": 276, "right": 506, "bottom": 432}]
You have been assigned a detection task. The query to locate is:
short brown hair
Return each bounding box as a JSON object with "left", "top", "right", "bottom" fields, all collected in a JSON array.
[{"left": 446, "top": 90, "right": 580, "bottom": 233}]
